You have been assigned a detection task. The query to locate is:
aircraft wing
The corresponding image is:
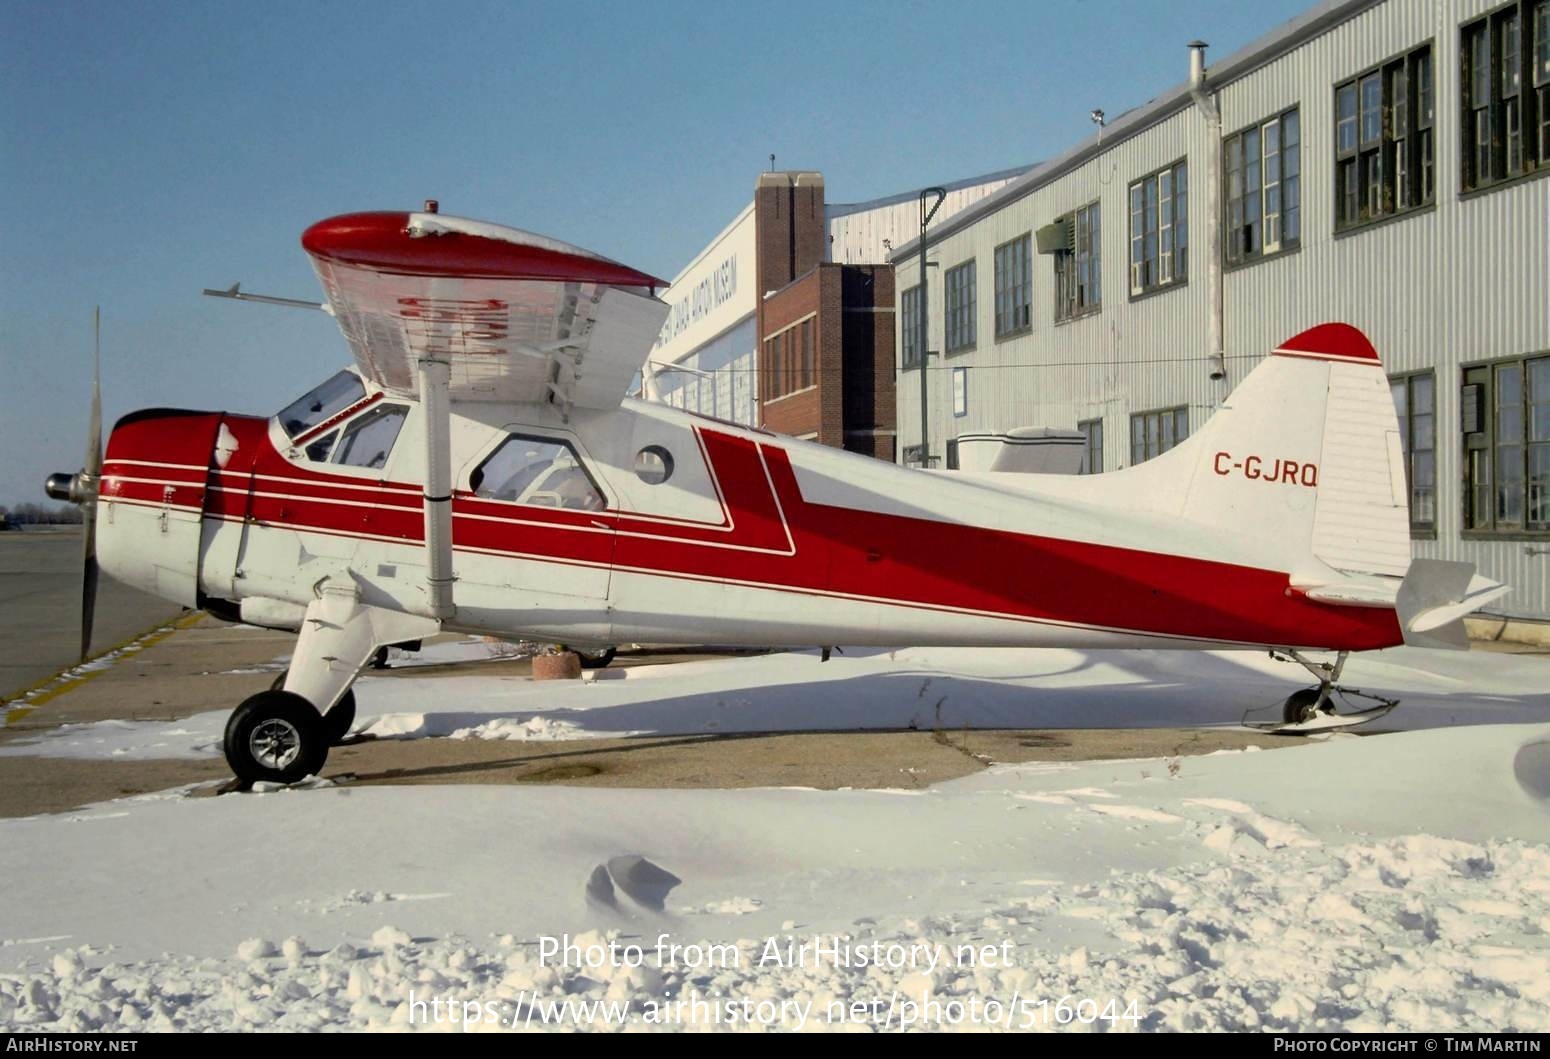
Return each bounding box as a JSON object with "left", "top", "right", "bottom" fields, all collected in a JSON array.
[{"left": 302, "top": 211, "right": 670, "bottom": 411}]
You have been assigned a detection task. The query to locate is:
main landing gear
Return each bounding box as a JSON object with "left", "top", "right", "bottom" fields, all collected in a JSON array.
[
  {"left": 574, "top": 646, "right": 616, "bottom": 670},
  {"left": 221, "top": 581, "right": 438, "bottom": 786},
  {"left": 1245, "top": 649, "right": 1400, "bottom": 734}
]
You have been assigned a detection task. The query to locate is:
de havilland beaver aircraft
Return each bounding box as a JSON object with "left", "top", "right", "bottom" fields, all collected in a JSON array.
[{"left": 46, "top": 205, "right": 1508, "bottom": 785}]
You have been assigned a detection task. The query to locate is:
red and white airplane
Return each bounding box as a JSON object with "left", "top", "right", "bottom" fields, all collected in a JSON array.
[{"left": 47, "top": 206, "right": 1508, "bottom": 784}]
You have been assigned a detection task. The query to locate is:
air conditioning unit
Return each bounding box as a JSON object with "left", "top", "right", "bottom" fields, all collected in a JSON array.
[{"left": 1035, "top": 217, "right": 1074, "bottom": 254}]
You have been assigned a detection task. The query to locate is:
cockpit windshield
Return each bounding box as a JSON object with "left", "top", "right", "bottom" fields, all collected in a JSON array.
[{"left": 276, "top": 371, "right": 366, "bottom": 438}]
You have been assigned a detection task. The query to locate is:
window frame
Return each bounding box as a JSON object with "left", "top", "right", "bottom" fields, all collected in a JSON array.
[
  {"left": 324, "top": 402, "right": 411, "bottom": 472},
  {"left": 993, "top": 234, "right": 1033, "bottom": 339},
  {"left": 1078, "top": 417, "right": 1104, "bottom": 474},
  {"left": 1461, "top": 0, "right": 1550, "bottom": 196},
  {"left": 1224, "top": 106, "right": 1302, "bottom": 267},
  {"left": 944, "top": 259, "right": 977, "bottom": 355},
  {"left": 468, "top": 431, "right": 611, "bottom": 512},
  {"left": 1128, "top": 406, "right": 1190, "bottom": 465},
  {"left": 1334, "top": 42, "right": 1437, "bottom": 233},
  {"left": 277, "top": 370, "right": 368, "bottom": 441},
  {"left": 901, "top": 285, "right": 923, "bottom": 370},
  {"left": 1127, "top": 159, "right": 1188, "bottom": 299},
  {"left": 1461, "top": 352, "right": 1550, "bottom": 538},
  {"left": 763, "top": 313, "right": 818, "bottom": 403},
  {"left": 1055, "top": 201, "right": 1102, "bottom": 322},
  {"left": 1389, "top": 370, "right": 1439, "bottom": 536}
]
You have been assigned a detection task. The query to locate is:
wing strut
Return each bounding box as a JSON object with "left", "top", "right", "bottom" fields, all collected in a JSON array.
[{"left": 418, "top": 355, "right": 456, "bottom": 619}]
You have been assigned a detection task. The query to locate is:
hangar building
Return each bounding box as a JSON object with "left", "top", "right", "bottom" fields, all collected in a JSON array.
[
  {"left": 888, "top": 0, "right": 1548, "bottom": 626},
  {"left": 644, "top": 167, "right": 1027, "bottom": 460}
]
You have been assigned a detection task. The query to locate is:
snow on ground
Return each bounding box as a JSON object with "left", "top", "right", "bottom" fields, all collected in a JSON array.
[
  {"left": 2, "top": 719, "right": 1550, "bottom": 1031},
  {"left": 2, "top": 643, "right": 1546, "bottom": 761}
]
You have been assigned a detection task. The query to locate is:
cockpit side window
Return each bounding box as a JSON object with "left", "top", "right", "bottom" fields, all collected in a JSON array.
[
  {"left": 470, "top": 434, "right": 606, "bottom": 511},
  {"left": 331, "top": 405, "right": 408, "bottom": 469},
  {"left": 304, "top": 431, "right": 338, "bottom": 462},
  {"left": 277, "top": 371, "right": 366, "bottom": 438}
]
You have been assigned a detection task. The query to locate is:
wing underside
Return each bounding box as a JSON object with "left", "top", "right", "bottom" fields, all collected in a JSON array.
[{"left": 303, "top": 211, "right": 670, "bottom": 412}]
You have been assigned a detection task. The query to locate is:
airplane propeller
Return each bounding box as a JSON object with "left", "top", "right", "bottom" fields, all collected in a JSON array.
[{"left": 43, "top": 308, "right": 104, "bottom": 662}]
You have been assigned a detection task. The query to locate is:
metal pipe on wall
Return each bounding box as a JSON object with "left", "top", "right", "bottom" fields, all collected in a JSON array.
[
  {"left": 918, "top": 187, "right": 946, "bottom": 466},
  {"left": 1188, "top": 41, "right": 1228, "bottom": 383}
]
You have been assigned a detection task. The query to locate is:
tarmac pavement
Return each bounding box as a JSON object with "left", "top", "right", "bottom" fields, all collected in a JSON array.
[{"left": 0, "top": 613, "right": 1307, "bottom": 817}]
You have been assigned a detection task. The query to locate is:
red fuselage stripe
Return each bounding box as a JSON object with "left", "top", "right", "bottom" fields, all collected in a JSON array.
[{"left": 101, "top": 412, "right": 1404, "bottom": 650}]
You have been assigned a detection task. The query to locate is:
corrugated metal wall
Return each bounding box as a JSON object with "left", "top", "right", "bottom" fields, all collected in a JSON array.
[
  {"left": 828, "top": 179, "right": 1020, "bottom": 265},
  {"left": 895, "top": 0, "right": 1549, "bottom": 618}
]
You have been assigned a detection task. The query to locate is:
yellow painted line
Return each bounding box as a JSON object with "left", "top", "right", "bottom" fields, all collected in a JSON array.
[{"left": 2, "top": 611, "right": 207, "bottom": 726}]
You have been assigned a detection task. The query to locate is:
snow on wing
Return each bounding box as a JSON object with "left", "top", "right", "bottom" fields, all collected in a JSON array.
[{"left": 301, "top": 211, "right": 670, "bottom": 409}]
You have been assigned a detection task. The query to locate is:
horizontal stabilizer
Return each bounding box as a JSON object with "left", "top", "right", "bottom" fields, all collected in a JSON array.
[{"left": 1395, "top": 559, "right": 1510, "bottom": 650}]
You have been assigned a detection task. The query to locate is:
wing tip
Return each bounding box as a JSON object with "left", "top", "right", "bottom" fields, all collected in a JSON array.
[{"left": 301, "top": 211, "right": 665, "bottom": 288}]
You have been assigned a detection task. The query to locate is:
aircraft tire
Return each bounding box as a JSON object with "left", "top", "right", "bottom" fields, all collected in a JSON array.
[
  {"left": 224, "top": 690, "right": 329, "bottom": 785},
  {"left": 270, "top": 673, "right": 357, "bottom": 745},
  {"left": 576, "top": 647, "right": 617, "bottom": 670},
  {"left": 1281, "top": 687, "right": 1326, "bottom": 725}
]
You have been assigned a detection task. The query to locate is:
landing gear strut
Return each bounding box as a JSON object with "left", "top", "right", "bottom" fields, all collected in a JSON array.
[
  {"left": 221, "top": 580, "right": 439, "bottom": 787},
  {"left": 1244, "top": 649, "right": 1400, "bottom": 733},
  {"left": 269, "top": 672, "right": 356, "bottom": 744},
  {"left": 1278, "top": 649, "right": 1347, "bottom": 724}
]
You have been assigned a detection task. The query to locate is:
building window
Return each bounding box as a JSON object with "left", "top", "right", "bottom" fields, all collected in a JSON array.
[
  {"left": 1462, "top": 2, "right": 1549, "bottom": 192},
  {"left": 1129, "top": 407, "right": 1189, "bottom": 464},
  {"left": 1225, "top": 108, "right": 1300, "bottom": 264},
  {"left": 945, "top": 260, "right": 977, "bottom": 353},
  {"left": 787, "top": 329, "right": 798, "bottom": 394},
  {"left": 901, "top": 285, "right": 922, "bottom": 369},
  {"left": 993, "top": 235, "right": 1032, "bottom": 338},
  {"left": 1128, "top": 160, "right": 1187, "bottom": 296},
  {"left": 764, "top": 321, "right": 813, "bottom": 402},
  {"left": 1390, "top": 372, "right": 1437, "bottom": 531},
  {"left": 1463, "top": 354, "right": 1550, "bottom": 533},
  {"left": 1335, "top": 43, "right": 1435, "bottom": 230},
  {"left": 952, "top": 367, "right": 968, "bottom": 417},
  {"left": 1540, "top": 0, "right": 1550, "bottom": 163},
  {"left": 1078, "top": 418, "right": 1104, "bottom": 474},
  {"left": 1055, "top": 202, "right": 1101, "bottom": 321},
  {"left": 765, "top": 333, "right": 781, "bottom": 400},
  {"left": 800, "top": 319, "right": 814, "bottom": 390},
  {"left": 756, "top": 320, "right": 818, "bottom": 400}
]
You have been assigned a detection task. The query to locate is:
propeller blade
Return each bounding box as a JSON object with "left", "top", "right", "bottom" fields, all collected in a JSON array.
[
  {"left": 80, "top": 307, "right": 103, "bottom": 661},
  {"left": 80, "top": 541, "right": 98, "bottom": 662}
]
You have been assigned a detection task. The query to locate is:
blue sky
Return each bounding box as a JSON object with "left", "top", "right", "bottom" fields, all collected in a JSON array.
[{"left": 0, "top": 0, "right": 1309, "bottom": 505}]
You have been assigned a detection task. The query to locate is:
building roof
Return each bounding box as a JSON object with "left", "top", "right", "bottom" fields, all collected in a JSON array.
[
  {"left": 826, "top": 164, "right": 1037, "bottom": 219},
  {"left": 888, "top": 0, "right": 1378, "bottom": 261}
]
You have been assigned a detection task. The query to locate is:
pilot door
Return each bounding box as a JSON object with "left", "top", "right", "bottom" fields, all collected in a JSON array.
[{"left": 452, "top": 428, "right": 615, "bottom": 639}]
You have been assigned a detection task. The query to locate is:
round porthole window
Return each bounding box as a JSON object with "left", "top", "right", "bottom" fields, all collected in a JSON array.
[{"left": 634, "top": 445, "right": 673, "bottom": 485}]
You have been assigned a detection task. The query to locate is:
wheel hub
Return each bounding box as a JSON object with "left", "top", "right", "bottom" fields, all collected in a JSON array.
[{"left": 249, "top": 718, "right": 301, "bottom": 770}]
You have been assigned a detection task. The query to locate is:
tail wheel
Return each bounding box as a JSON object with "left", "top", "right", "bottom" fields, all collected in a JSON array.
[
  {"left": 576, "top": 647, "right": 617, "bottom": 670},
  {"left": 270, "top": 672, "right": 357, "bottom": 744},
  {"left": 224, "top": 690, "right": 329, "bottom": 785},
  {"left": 1282, "top": 687, "right": 1329, "bottom": 725}
]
